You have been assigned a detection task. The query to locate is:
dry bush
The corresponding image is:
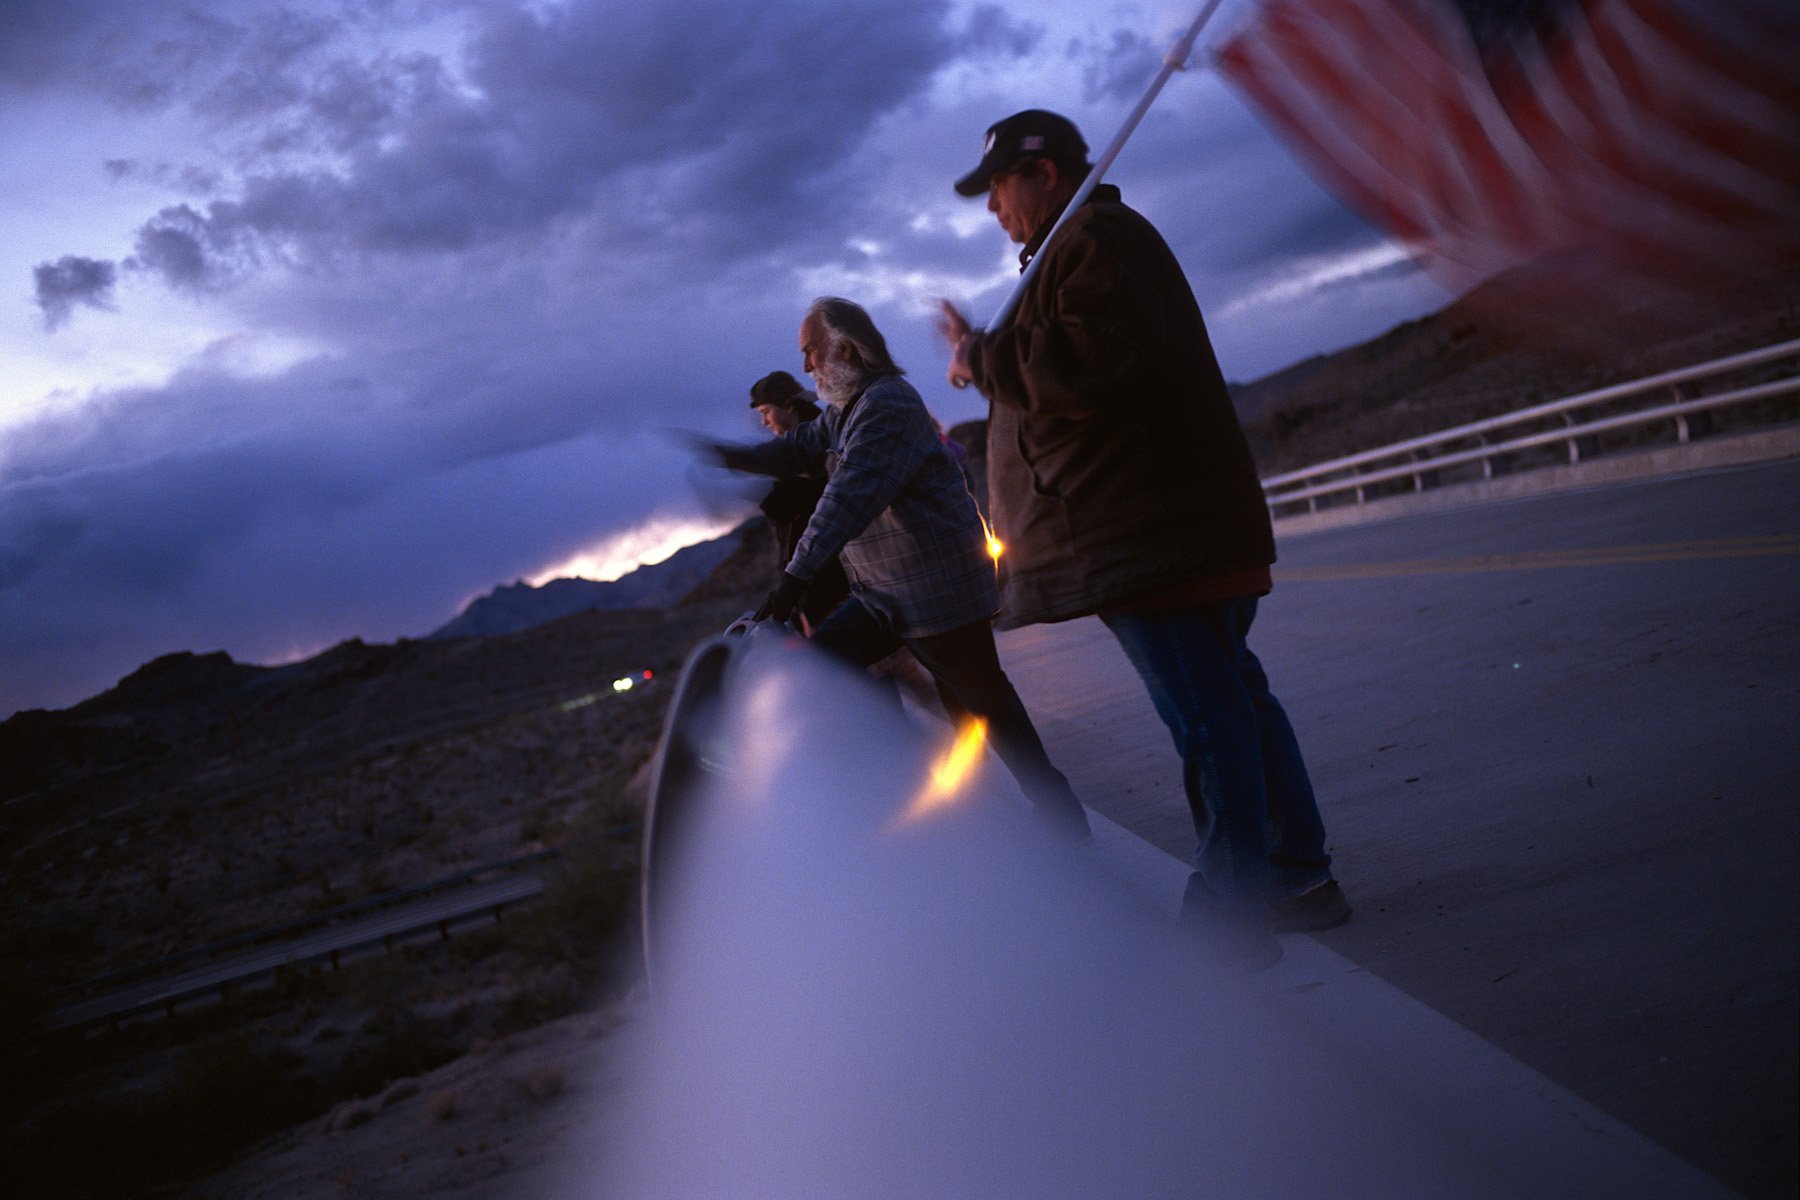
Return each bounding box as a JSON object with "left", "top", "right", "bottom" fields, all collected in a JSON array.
[
  {"left": 379, "top": 1078, "right": 420, "bottom": 1108},
  {"left": 514, "top": 1064, "right": 567, "bottom": 1103},
  {"left": 322, "top": 1098, "right": 376, "bottom": 1132},
  {"left": 426, "top": 1088, "right": 460, "bottom": 1122}
]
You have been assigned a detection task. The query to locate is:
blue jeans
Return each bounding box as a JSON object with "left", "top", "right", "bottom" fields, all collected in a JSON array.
[{"left": 1102, "top": 596, "right": 1331, "bottom": 916}]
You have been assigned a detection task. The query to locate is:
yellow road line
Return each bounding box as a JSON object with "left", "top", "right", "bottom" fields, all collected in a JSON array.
[{"left": 1274, "top": 535, "right": 1800, "bottom": 582}]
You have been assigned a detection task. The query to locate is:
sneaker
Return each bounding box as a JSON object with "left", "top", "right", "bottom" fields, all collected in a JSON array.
[{"left": 1269, "top": 880, "right": 1352, "bottom": 933}]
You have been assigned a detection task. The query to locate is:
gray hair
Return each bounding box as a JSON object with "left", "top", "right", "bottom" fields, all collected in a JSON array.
[{"left": 805, "top": 296, "right": 904, "bottom": 377}]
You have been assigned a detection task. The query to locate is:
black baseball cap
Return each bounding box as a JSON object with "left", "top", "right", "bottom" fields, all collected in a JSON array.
[
  {"left": 954, "top": 109, "right": 1089, "bottom": 197},
  {"left": 748, "top": 370, "right": 806, "bottom": 408}
]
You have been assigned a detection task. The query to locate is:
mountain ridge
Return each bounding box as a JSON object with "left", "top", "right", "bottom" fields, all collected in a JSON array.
[{"left": 425, "top": 521, "right": 753, "bottom": 640}]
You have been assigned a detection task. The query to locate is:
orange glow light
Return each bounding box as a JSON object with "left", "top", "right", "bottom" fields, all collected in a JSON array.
[
  {"left": 894, "top": 718, "right": 988, "bottom": 828},
  {"left": 980, "top": 516, "right": 1004, "bottom": 562}
]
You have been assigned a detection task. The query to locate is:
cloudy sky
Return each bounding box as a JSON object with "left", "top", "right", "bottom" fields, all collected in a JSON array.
[{"left": 1, "top": 0, "right": 1451, "bottom": 716}]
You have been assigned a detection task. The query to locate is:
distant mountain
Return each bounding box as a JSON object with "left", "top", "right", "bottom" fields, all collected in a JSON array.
[
  {"left": 427, "top": 522, "right": 754, "bottom": 640},
  {"left": 1226, "top": 266, "right": 1800, "bottom": 475}
]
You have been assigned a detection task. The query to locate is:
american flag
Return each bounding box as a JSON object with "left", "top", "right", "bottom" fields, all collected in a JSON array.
[{"left": 1215, "top": 0, "right": 1800, "bottom": 300}]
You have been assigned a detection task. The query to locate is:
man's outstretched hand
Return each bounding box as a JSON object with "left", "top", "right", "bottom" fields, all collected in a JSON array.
[
  {"left": 754, "top": 571, "right": 808, "bottom": 626},
  {"left": 668, "top": 428, "right": 752, "bottom": 471},
  {"left": 936, "top": 300, "right": 978, "bottom": 390}
]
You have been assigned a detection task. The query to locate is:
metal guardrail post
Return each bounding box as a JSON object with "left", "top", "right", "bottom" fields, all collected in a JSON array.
[
  {"left": 1479, "top": 432, "right": 1514, "bottom": 479},
  {"left": 1672, "top": 382, "right": 1711, "bottom": 443},
  {"left": 1260, "top": 337, "right": 1800, "bottom": 512},
  {"left": 1559, "top": 411, "right": 1602, "bottom": 463},
  {"left": 1410, "top": 450, "right": 1440, "bottom": 492}
]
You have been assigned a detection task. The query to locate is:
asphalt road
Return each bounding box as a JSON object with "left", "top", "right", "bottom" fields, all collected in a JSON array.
[{"left": 998, "top": 457, "right": 1800, "bottom": 1200}]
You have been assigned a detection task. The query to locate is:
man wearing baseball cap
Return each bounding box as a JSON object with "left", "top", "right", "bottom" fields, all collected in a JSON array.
[
  {"left": 937, "top": 109, "right": 1349, "bottom": 968},
  {"left": 745, "top": 370, "right": 849, "bottom": 631},
  {"left": 748, "top": 369, "right": 819, "bottom": 434}
]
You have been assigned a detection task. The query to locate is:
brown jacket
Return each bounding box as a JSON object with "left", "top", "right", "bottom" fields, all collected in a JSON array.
[{"left": 967, "top": 184, "right": 1274, "bottom": 626}]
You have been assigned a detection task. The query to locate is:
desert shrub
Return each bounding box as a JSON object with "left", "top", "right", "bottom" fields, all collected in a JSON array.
[
  {"left": 426, "top": 1088, "right": 460, "bottom": 1122},
  {"left": 12, "top": 1030, "right": 317, "bottom": 1199},
  {"left": 499, "top": 963, "right": 586, "bottom": 1029},
  {"left": 504, "top": 838, "right": 637, "bottom": 981},
  {"left": 342, "top": 999, "right": 462, "bottom": 1093},
  {"left": 514, "top": 1064, "right": 566, "bottom": 1103},
  {"left": 6, "top": 950, "right": 484, "bottom": 1199}
]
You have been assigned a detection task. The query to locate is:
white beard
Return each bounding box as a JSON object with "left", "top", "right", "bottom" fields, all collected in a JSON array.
[{"left": 811, "top": 358, "right": 866, "bottom": 408}]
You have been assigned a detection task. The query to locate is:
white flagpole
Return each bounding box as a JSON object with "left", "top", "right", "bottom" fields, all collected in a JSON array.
[{"left": 983, "top": 0, "right": 1231, "bottom": 332}]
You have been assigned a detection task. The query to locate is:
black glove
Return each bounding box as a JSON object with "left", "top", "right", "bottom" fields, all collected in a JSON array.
[
  {"left": 714, "top": 443, "right": 755, "bottom": 472},
  {"left": 754, "top": 571, "right": 808, "bottom": 625},
  {"left": 674, "top": 430, "right": 753, "bottom": 471}
]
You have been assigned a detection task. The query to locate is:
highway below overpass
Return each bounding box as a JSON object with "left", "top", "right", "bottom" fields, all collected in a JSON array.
[
  {"left": 998, "top": 456, "right": 1799, "bottom": 1200},
  {"left": 44, "top": 871, "right": 547, "bottom": 1033}
]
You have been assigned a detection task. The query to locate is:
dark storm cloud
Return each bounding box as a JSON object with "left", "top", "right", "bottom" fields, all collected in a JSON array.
[
  {"left": 0, "top": 243, "right": 820, "bottom": 713},
  {"left": 33, "top": 256, "right": 118, "bottom": 328},
  {"left": 20, "top": 0, "right": 988, "bottom": 340},
  {"left": 426, "top": 0, "right": 959, "bottom": 254},
  {"left": 0, "top": 488, "right": 86, "bottom": 589},
  {"left": 41, "top": 0, "right": 962, "bottom": 293},
  {"left": 960, "top": 4, "right": 1043, "bottom": 58},
  {"left": 0, "top": 1, "right": 127, "bottom": 94},
  {"left": 1208, "top": 199, "right": 1387, "bottom": 276},
  {"left": 1079, "top": 29, "right": 1161, "bottom": 104},
  {"left": 186, "top": 6, "right": 342, "bottom": 122},
  {"left": 104, "top": 159, "right": 227, "bottom": 194},
  {"left": 896, "top": 222, "right": 1005, "bottom": 277},
  {"left": 0, "top": 1, "right": 343, "bottom": 113},
  {"left": 129, "top": 206, "right": 235, "bottom": 290}
]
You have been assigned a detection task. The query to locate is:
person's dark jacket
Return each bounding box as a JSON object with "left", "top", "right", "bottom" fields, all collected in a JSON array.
[
  {"left": 732, "top": 376, "right": 998, "bottom": 638},
  {"left": 965, "top": 183, "right": 1274, "bottom": 626},
  {"left": 759, "top": 473, "right": 850, "bottom": 626}
]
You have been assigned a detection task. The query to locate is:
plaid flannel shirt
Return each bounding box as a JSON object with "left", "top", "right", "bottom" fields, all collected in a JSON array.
[{"left": 732, "top": 374, "right": 997, "bottom": 637}]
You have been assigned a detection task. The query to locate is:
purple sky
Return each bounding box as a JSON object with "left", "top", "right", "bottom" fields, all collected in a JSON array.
[{"left": 0, "top": 0, "right": 1455, "bottom": 716}]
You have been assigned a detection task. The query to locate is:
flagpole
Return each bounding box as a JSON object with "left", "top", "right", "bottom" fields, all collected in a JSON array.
[{"left": 983, "top": 0, "right": 1230, "bottom": 332}]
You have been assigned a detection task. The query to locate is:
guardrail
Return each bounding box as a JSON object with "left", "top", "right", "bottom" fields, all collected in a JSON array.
[
  {"left": 41, "top": 825, "right": 638, "bottom": 1036},
  {"left": 1261, "top": 337, "right": 1800, "bottom": 517},
  {"left": 45, "top": 846, "right": 565, "bottom": 1004},
  {"left": 41, "top": 875, "right": 549, "bottom": 1036}
]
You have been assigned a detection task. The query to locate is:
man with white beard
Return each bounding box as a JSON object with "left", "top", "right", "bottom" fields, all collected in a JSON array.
[{"left": 705, "top": 296, "right": 1090, "bottom": 839}]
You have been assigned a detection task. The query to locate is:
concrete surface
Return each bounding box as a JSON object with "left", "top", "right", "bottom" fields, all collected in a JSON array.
[
  {"left": 999, "top": 456, "right": 1800, "bottom": 1199},
  {"left": 1084, "top": 809, "right": 1737, "bottom": 1199}
]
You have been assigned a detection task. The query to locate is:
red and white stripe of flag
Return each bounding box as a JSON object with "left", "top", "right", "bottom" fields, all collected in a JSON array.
[{"left": 1215, "top": 0, "right": 1800, "bottom": 297}]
